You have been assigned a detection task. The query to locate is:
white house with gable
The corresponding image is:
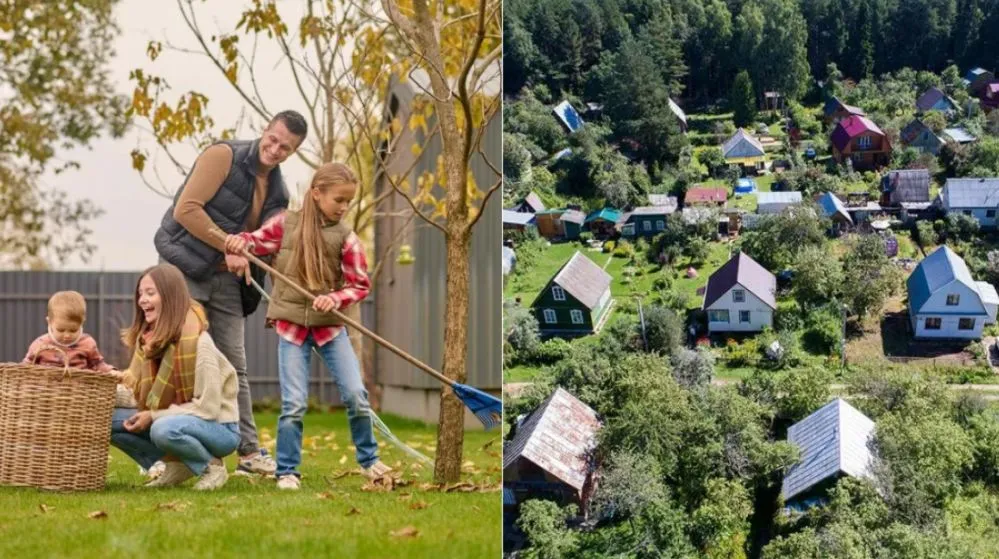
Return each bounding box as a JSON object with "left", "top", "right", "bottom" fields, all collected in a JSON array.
[
  {"left": 703, "top": 252, "right": 776, "bottom": 333},
  {"left": 907, "top": 246, "right": 999, "bottom": 339}
]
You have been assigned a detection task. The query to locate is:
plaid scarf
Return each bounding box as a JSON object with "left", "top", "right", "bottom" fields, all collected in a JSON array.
[{"left": 129, "top": 303, "right": 208, "bottom": 411}]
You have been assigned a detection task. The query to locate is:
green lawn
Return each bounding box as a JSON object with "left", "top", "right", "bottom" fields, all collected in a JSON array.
[
  {"left": 0, "top": 412, "right": 500, "bottom": 558},
  {"left": 504, "top": 241, "right": 595, "bottom": 303}
]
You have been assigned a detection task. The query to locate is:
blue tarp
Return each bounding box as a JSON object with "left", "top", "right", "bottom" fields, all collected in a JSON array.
[{"left": 735, "top": 178, "right": 756, "bottom": 194}]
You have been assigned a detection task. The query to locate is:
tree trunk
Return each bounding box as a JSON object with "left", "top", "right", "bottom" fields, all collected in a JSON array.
[{"left": 434, "top": 226, "right": 471, "bottom": 482}]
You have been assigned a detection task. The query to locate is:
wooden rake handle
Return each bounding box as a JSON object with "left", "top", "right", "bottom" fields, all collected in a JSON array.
[{"left": 212, "top": 230, "right": 455, "bottom": 387}]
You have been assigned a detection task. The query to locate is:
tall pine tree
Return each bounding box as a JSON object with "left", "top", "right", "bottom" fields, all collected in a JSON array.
[{"left": 732, "top": 70, "right": 757, "bottom": 127}]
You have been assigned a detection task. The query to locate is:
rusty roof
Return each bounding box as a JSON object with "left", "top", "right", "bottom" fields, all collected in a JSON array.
[{"left": 503, "top": 387, "right": 601, "bottom": 494}]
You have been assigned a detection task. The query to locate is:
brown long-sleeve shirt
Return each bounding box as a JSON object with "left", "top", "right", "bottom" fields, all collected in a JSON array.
[{"left": 172, "top": 143, "right": 273, "bottom": 252}]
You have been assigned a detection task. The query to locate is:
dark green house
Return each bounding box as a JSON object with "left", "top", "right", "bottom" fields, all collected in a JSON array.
[
  {"left": 531, "top": 252, "right": 614, "bottom": 338},
  {"left": 561, "top": 210, "right": 586, "bottom": 240},
  {"left": 620, "top": 205, "right": 676, "bottom": 238}
]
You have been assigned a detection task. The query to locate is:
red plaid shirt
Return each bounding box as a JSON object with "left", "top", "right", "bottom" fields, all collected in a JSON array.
[
  {"left": 23, "top": 333, "right": 115, "bottom": 372},
  {"left": 239, "top": 211, "right": 370, "bottom": 347}
]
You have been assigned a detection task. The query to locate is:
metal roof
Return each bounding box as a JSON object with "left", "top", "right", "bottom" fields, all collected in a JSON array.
[
  {"left": 817, "top": 192, "right": 853, "bottom": 224},
  {"left": 722, "top": 128, "right": 765, "bottom": 159},
  {"left": 831, "top": 115, "right": 885, "bottom": 152},
  {"left": 547, "top": 252, "right": 612, "bottom": 310},
  {"left": 703, "top": 251, "right": 776, "bottom": 309},
  {"left": 630, "top": 205, "right": 676, "bottom": 216},
  {"left": 943, "top": 127, "right": 977, "bottom": 144},
  {"left": 916, "top": 87, "right": 958, "bottom": 112},
  {"left": 503, "top": 210, "right": 536, "bottom": 226},
  {"left": 502, "top": 387, "right": 601, "bottom": 494},
  {"left": 585, "top": 208, "right": 621, "bottom": 223},
  {"left": 977, "top": 282, "right": 999, "bottom": 306},
  {"left": 686, "top": 187, "right": 728, "bottom": 204},
  {"left": 757, "top": 191, "right": 802, "bottom": 205},
  {"left": 883, "top": 169, "right": 931, "bottom": 204},
  {"left": 668, "top": 98, "right": 687, "bottom": 127},
  {"left": 907, "top": 245, "right": 987, "bottom": 314},
  {"left": 648, "top": 194, "right": 678, "bottom": 208},
  {"left": 941, "top": 178, "right": 999, "bottom": 208},
  {"left": 553, "top": 100, "right": 584, "bottom": 133},
  {"left": 520, "top": 192, "right": 545, "bottom": 212},
  {"left": 561, "top": 209, "right": 586, "bottom": 224},
  {"left": 782, "top": 398, "right": 876, "bottom": 503}
]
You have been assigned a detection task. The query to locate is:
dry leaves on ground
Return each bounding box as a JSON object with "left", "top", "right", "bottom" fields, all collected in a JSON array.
[
  {"left": 390, "top": 526, "right": 420, "bottom": 538},
  {"left": 155, "top": 501, "right": 190, "bottom": 512},
  {"left": 38, "top": 504, "right": 52, "bottom": 514},
  {"left": 315, "top": 492, "right": 335, "bottom": 500},
  {"left": 409, "top": 501, "right": 430, "bottom": 510},
  {"left": 346, "top": 507, "right": 362, "bottom": 516},
  {"left": 88, "top": 511, "right": 108, "bottom": 520},
  {"left": 361, "top": 474, "right": 411, "bottom": 493}
]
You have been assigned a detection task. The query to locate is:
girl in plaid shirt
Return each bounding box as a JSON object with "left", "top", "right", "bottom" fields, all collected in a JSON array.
[{"left": 225, "top": 162, "right": 389, "bottom": 490}]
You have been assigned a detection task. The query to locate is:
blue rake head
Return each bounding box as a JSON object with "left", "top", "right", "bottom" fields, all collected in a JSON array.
[{"left": 453, "top": 383, "right": 502, "bottom": 430}]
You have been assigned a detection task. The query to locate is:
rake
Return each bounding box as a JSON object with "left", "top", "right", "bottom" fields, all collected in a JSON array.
[{"left": 229, "top": 245, "right": 502, "bottom": 430}]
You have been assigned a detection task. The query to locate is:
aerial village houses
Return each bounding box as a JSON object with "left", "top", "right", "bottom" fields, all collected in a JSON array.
[
  {"left": 502, "top": 209, "right": 536, "bottom": 236},
  {"left": 782, "top": 399, "right": 876, "bottom": 509},
  {"left": 619, "top": 202, "right": 678, "bottom": 238},
  {"left": 964, "top": 67, "right": 995, "bottom": 97},
  {"left": 817, "top": 192, "right": 853, "bottom": 233},
  {"left": 881, "top": 169, "right": 932, "bottom": 222},
  {"left": 757, "top": 191, "right": 802, "bottom": 215},
  {"left": 915, "top": 86, "right": 959, "bottom": 114},
  {"left": 531, "top": 252, "right": 614, "bottom": 338},
  {"left": 722, "top": 128, "right": 767, "bottom": 175},
  {"left": 830, "top": 115, "right": 891, "bottom": 170},
  {"left": 533, "top": 208, "right": 586, "bottom": 240},
  {"left": 512, "top": 191, "right": 545, "bottom": 213},
  {"left": 703, "top": 252, "right": 776, "bottom": 333},
  {"left": 907, "top": 246, "right": 999, "bottom": 340},
  {"left": 900, "top": 119, "right": 945, "bottom": 155},
  {"left": 823, "top": 96, "right": 866, "bottom": 125},
  {"left": 503, "top": 387, "right": 601, "bottom": 514},
  {"left": 939, "top": 178, "right": 999, "bottom": 227},
  {"left": 685, "top": 186, "right": 728, "bottom": 207}
]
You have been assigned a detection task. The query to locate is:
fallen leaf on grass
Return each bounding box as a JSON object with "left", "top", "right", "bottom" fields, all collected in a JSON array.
[
  {"left": 390, "top": 526, "right": 420, "bottom": 538},
  {"left": 485, "top": 450, "right": 500, "bottom": 458},
  {"left": 38, "top": 504, "right": 52, "bottom": 514},
  {"left": 445, "top": 482, "right": 477, "bottom": 493},
  {"left": 338, "top": 455, "right": 348, "bottom": 465},
  {"left": 88, "top": 511, "right": 108, "bottom": 520},
  {"left": 328, "top": 470, "right": 355, "bottom": 481},
  {"left": 315, "top": 492, "right": 334, "bottom": 500},
  {"left": 155, "top": 501, "right": 190, "bottom": 512},
  {"left": 409, "top": 462, "right": 424, "bottom": 470},
  {"left": 409, "top": 501, "right": 430, "bottom": 510},
  {"left": 361, "top": 474, "right": 410, "bottom": 492},
  {"left": 346, "top": 507, "right": 362, "bottom": 516},
  {"left": 480, "top": 437, "right": 498, "bottom": 450}
]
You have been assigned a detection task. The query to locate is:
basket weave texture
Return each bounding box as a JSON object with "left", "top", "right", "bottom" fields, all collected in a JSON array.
[{"left": 0, "top": 349, "right": 117, "bottom": 491}]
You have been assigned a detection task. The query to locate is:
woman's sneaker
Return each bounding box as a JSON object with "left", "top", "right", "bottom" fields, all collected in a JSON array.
[
  {"left": 145, "top": 462, "right": 194, "bottom": 487},
  {"left": 362, "top": 460, "right": 393, "bottom": 480},
  {"left": 276, "top": 475, "right": 301, "bottom": 490},
  {"left": 235, "top": 449, "right": 276, "bottom": 476},
  {"left": 142, "top": 460, "right": 166, "bottom": 479},
  {"left": 194, "top": 459, "right": 229, "bottom": 491}
]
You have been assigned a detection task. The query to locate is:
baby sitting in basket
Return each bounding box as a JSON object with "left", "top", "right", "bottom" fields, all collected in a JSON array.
[{"left": 23, "top": 290, "right": 135, "bottom": 408}]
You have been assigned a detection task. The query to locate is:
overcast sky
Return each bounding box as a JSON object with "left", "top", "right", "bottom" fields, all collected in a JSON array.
[{"left": 48, "top": 1, "right": 326, "bottom": 270}]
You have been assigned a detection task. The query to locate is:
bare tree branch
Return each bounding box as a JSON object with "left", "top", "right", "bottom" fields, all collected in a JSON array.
[{"left": 467, "top": 178, "right": 501, "bottom": 229}]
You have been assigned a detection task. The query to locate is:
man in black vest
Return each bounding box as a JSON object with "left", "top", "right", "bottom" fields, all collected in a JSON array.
[{"left": 154, "top": 110, "right": 307, "bottom": 476}]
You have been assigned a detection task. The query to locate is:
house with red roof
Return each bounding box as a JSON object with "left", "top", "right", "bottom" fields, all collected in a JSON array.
[
  {"left": 830, "top": 115, "right": 891, "bottom": 171},
  {"left": 685, "top": 186, "right": 727, "bottom": 207}
]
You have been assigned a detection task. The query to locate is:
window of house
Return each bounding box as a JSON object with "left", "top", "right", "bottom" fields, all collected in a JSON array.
[
  {"left": 543, "top": 309, "right": 557, "bottom": 324},
  {"left": 925, "top": 317, "right": 942, "bottom": 330},
  {"left": 959, "top": 317, "right": 975, "bottom": 330},
  {"left": 987, "top": 210, "right": 996, "bottom": 218},
  {"left": 964, "top": 210, "right": 973, "bottom": 216},
  {"left": 858, "top": 135, "right": 872, "bottom": 149},
  {"left": 552, "top": 286, "right": 566, "bottom": 301},
  {"left": 851, "top": 152, "right": 862, "bottom": 162},
  {"left": 643, "top": 221, "right": 652, "bottom": 231},
  {"left": 656, "top": 220, "right": 665, "bottom": 230},
  {"left": 740, "top": 310, "right": 751, "bottom": 323},
  {"left": 570, "top": 310, "right": 584, "bottom": 324},
  {"left": 733, "top": 289, "right": 745, "bottom": 303},
  {"left": 708, "top": 310, "right": 730, "bottom": 323},
  {"left": 947, "top": 294, "right": 960, "bottom": 306}
]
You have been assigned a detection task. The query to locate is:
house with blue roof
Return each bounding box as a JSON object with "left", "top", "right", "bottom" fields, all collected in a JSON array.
[
  {"left": 817, "top": 192, "right": 853, "bottom": 232},
  {"left": 503, "top": 209, "right": 536, "bottom": 236},
  {"left": 907, "top": 246, "right": 999, "bottom": 339},
  {"left": 584, "top": 208, "right": 621, "bottom": 238},
  {"left": 940, "top": 178, "right": 999, "bottom": 227}
]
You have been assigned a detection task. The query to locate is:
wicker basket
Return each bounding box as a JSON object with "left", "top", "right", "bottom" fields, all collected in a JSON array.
[{"left": 0, "top": 348, "right": 117, "bottom": 491}]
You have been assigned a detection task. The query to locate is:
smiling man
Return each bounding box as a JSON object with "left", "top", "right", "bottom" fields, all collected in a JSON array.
[{"left": 153, "top": 110, "right": 308, "bottom": 476}]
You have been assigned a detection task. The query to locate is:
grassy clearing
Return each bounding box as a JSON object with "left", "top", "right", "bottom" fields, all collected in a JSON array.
[
  {"left": 504, "top": 241, "right": 590, "bottom": 303},
  {"left": 0, "top": 412, "right": 501, "bottom": 558}
]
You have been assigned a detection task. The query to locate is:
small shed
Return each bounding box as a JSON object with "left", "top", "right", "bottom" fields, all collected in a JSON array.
[
  {"left": 584, "top": 208, "right": 621, "bottom": 238},
  {"left": 915, "top": 86, "right": 959, "bottom": 113},
  {"left": 782, "top": 398, "right": 876, "bottom": 509},
  {"left": 817, "top": 192, "right": 853, "bottom": 231},
  {"left": 881, "top": 169, "right": 930, "bottom": 206},
  {"left": 943, "top": 127, "right": 978, "bottom": 145},
  {"left": 757, "top": 191, "right": 802, "bottom": 215},
  {"left": 503, "top": 209, "right": 536, "bottom": 234},
  {"left": 513, "top": 191, "right": 546, "bottom": 213},
  {"left": 503, "top": 387, "right": 601, "bottom": 512},
  {"left": 561, "top": 210, "right": 586, "bottom": 240}
]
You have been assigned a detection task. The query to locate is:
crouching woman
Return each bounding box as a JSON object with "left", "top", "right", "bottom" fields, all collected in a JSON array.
[{"left": 111, "top": 263, "right": 240, "bottom": 490}]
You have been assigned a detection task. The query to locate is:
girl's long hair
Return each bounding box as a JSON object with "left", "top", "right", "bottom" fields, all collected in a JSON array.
[
  {"left": 292, "top": 162, "right": 357, "bottom": 290},
  {"left": 121, "top": 263, "right": 194, "bottom": 359}
]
